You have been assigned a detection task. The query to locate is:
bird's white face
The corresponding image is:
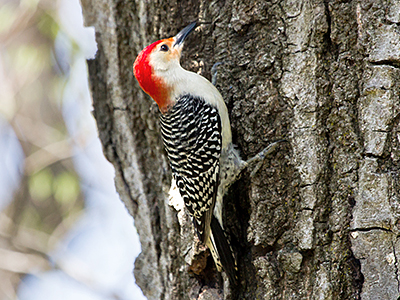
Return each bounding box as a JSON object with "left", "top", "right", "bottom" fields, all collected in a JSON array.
[
  {"left": 149, "top": 38, "right": 183, "bottom": 72},
  {"left": 133, "top": 22, "right": 197, "bottom": 113}
]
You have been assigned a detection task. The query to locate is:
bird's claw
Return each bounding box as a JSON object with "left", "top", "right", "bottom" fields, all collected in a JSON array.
[
  {"left": 211, "top": 62, "right": 225, "bottom": 86},
  {"left": 245, "top": 139, "right": 287, "bottom": 177}
]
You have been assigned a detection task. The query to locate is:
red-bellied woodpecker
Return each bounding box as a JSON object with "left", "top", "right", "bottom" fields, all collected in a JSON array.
[{"left": 133, "top": 22, "right": 281, "bottom": 284}]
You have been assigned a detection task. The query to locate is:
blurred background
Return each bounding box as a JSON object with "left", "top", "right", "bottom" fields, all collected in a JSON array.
[{"left": 0, "top": 0, "right": 146, "bottom": 299}]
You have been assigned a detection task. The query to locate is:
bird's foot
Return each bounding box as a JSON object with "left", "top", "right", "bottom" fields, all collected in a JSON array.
[
  {"left": 242, "top": 140, "right": 286, "bottom": 177},
  {"left": 211, "top": 62, "right": 224, "bottom": 86}
]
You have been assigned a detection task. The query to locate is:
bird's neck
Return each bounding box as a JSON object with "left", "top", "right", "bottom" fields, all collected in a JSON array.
[
  {"left": 151, "top": 65, "right": 188, "bottom": 113},
  {"left": 147, "top": 75, "right": 172, "bottom": 113},
  {"left": 134, "top": 67, "right": 173, "bottom": 113}
]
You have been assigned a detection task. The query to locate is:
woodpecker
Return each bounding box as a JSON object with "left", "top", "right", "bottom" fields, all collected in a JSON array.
[{"left": 133, "top": 22, "right": 281, "bottom": 284}]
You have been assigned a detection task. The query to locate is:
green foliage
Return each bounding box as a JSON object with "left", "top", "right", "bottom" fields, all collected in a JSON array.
[
  {"left": 0, "top": 4, "right": 17, "bottom": 34},
  {"left": 37, "top": 12, "right": 60, "bottom": 40},
  {"left": 53, "top": 171, "right": 80, "bottom": 205},
  {"left": 12, "top": 44, "right": 48, "bottom": 76},
  {"left": 29, "top": 169, "right": 53, "bottom": 201},
  {"left": 28, "top": 169, "right": 81, "bottom": 205}
]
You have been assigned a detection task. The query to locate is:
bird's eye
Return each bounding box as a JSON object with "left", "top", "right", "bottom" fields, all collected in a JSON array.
[{"left": 160, "top": 44, "right": 169, "bottom": 52}]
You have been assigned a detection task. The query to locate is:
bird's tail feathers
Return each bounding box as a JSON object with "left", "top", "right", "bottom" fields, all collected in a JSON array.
[{"left": 207, "top": 216, "right": 238, "bottom": 285}]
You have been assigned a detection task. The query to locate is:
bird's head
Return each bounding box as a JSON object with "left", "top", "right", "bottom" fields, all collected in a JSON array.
[{"left": 133, "top": 22, "right": 196, "bottom": 113}]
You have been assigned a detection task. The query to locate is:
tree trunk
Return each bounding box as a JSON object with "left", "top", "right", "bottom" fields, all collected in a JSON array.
[{"left": 81, "top": 0, "right": 400, "bottom": 299}]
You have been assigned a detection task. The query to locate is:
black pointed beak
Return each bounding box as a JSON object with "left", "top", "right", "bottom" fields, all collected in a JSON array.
[{"left": 173, "top": 22, "right": 196, "bottom": 47}]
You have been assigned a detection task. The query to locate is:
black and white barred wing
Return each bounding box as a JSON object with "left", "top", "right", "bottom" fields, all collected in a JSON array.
[{"left": 160, "top": 95, "right": 222, "bottom": 242}]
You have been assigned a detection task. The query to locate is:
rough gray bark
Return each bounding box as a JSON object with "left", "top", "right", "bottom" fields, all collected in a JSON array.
[{"left": 81, "top": 0, "right": 400, "bottom": 299}]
